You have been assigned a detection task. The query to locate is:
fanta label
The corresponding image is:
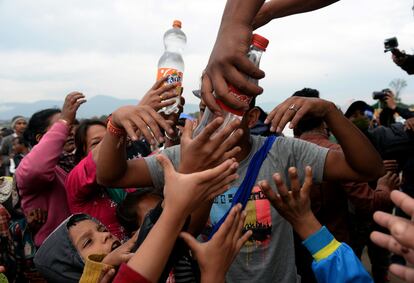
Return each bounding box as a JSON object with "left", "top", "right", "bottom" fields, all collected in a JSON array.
[{"left": 157, "top": 68, "right": 183, "bottom": 86}]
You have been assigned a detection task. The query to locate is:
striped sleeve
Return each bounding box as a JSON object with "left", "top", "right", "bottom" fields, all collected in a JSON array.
[{"left": 303, "top": 226, "right": 373, "bottom": 283}]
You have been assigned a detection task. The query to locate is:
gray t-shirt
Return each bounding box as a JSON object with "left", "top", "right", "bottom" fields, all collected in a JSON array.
[{"left": 145, "top": 135, "right": 329, "bottom": 283}]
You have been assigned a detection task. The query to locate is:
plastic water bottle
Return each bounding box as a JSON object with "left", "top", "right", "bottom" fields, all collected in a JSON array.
[
  {"left": 157, "top": 20, "right": 187, "bottom": 115},
  {"left": 193, "top": 34, "right": 269, "bottom": 136}
]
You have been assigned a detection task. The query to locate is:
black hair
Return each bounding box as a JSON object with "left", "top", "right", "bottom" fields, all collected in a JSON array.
[
  {"left": 116, "top": 189, "right": 163, "bottom": 234},
  {"left": 291, "top": 88, "right": 323, "bottom": 136},
  {"left": 74, "top": 119, "right": 106, "bottom": 163},
  {"left": 66, "top": 214, "right": 93, "bottom": 229},
  {"left": 13, "top": 136, "right": 30, "bottom": 148},
  {"left": 24, "top": 108, "right": 61, "bottom": 147}
]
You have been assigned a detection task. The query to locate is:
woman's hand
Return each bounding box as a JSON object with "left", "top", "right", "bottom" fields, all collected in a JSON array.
[
  {"left": 111, "top": 105, "right": 174, "bottom": 145},
  {"left": 61, "top": 92, "right": 87, "bottom": 125},
  {"left": 139, "top": 76, "right": 179, "bottom": 112}
]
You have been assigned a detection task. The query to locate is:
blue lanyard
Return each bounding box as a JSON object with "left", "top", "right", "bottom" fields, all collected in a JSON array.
[{"left": 209, "top": 135, "right": 277, "bottom": 239}]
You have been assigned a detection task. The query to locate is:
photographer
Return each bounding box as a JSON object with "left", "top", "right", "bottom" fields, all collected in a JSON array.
[
  {"left": 376, "top": 89, "right": 414, "bottom": 127},
  {"left": 392, "top": 52, "right": 414, "bottom": 75}
]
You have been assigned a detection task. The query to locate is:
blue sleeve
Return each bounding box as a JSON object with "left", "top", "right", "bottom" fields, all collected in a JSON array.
[{"left": 303, "top": 226, "right": 373, "bottom": 283}]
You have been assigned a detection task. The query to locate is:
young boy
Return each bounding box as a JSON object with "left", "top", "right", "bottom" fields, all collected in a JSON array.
[{"left": 34, "top": 155, "right": 244, "bottom": 283}]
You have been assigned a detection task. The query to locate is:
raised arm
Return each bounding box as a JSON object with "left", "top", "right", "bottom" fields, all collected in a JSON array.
[
  {"left": 115, "top": 155, "right": 239, "bottom": 283},
  {"left": 16, "top": 92, "right": 85, "bottom": 187},
  {"left": 252, "top": 0, "right": 339, "bottom": 29},
  {"left": 259, "top": 166, "right": 373, "bottom": 283},
  {"left": 266, "top": 97, "right": 385, "bottom": 182},
  {"left": 202, "top": 0, "right": 339, "bottom": 114}
]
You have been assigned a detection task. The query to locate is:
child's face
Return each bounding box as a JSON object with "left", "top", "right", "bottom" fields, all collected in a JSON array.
[
  {"left": 12, "top": 139, "right": 25, "bottom": 154},
  {"left": 68, "top": 220, "right": 121, "bottom": 260}
]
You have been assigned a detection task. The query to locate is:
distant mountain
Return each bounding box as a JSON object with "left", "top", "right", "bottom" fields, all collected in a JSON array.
[
  {"left": 0, "top": 95, "right": 279, "bottom": 122},
  {"left": 0, "top": 95, "right": 201, "bottom": 121}
]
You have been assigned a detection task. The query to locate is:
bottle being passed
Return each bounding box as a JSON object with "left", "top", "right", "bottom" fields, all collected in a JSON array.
[
  {"left": 157, "top": 20, "right": 187, "bottom": 115},
  {"left": 193, "top": 34, "right": 269, "bottom": 137}
]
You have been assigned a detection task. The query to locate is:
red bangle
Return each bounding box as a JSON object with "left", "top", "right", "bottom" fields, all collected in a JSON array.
[{"left": 107, "top": 116, "right": 126, "bottom": 138}]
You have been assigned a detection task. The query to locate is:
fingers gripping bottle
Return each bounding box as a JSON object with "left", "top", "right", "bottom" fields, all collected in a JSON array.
[
  {"left": 194, "top": 34, "right": 269, "bottom": 136},
  {"left": 157, "top": 20, "right": 187, "bottom": 115}
]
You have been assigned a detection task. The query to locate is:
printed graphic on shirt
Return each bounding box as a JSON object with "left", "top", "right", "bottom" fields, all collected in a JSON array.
[{"left": 210, "top": 185, "right": 272, "bottom": 247}]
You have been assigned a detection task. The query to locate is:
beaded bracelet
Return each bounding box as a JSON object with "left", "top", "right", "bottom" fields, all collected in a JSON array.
[{"left": 107, "top": 116, "right": 126, "bottom": 138}]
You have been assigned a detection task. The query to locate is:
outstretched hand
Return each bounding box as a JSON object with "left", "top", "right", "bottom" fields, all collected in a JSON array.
[
  {"left": 102, "top": 232, "right": 138, "bottom": 267},
  {"left": 178, "top": 117, "right": 243, "bottom": 174},
  {"left": 138, "top": 76, "right": 179, "bottom": 112},
  {"left": 61, "top": 92, "right": 86, "bottom": 125},
  {"left": 180, "top": 204, "right": 252, "bottom": 283},
  {"left": 259, "top": 166, "right": 322, "bottom": 240},
  {"left": 371, "top": 190, "right": 414, "bottom": 282},
  {"left": 111, "top": 105, "right": 174, "bottom": 145},
  {"left": 156, "top": 154, "right": 239, "bottom": 217},
  {"left": 265, "top": 97, "right": 335, "bottom": 133}
]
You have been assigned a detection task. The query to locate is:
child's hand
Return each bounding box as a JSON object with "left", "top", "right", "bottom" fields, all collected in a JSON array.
[
  {"left": 102, "top": 232, "right": 138, "bottom": 267},
  {"left": 259, "top": 166, "right": 321, "bottom": 240},
  {"left": 98, "top": 266, "right": 116, "bottom": 283},
  {"left": 180, "top": 204, "right": 252, "bottom": 283},
  {"left": 26, "top": 208, "right": 48, "bottom": 233},
  {"left": 156, "top": 154, "right": 239, "bottom": 216},
  {"left": 178, "top": 117, "right": 243, "bottom": 174}
]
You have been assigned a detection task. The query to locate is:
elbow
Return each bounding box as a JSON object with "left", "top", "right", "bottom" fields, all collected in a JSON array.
[
  {"left": 96, "top": 174, "right": 112, "bottom": 187},
  {"left": 96, "top": 170, "right": 119, "bottom": 187}
]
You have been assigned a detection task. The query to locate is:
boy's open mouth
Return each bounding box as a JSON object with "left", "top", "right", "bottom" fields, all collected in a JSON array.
[{"left": 111, "top": 240, "right": 121, "bottom": 251}]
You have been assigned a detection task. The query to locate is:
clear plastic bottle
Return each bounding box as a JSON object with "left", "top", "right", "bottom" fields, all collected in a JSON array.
[
  {"left": 157, "top": 20, "right": 187, "bottom": 115},
  {"left": 193, "top": 34, "right": 269, "bottom": 137}
]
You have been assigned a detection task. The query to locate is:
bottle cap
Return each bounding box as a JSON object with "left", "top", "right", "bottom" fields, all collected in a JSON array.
[
  {"left": 173, "top": 20, "right": 182, "bottom": 29},
  {"left": 252, "top": 34, "right": 269, "bottom": 51}
]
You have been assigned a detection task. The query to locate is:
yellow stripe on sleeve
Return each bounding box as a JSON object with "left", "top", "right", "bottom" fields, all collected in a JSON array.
[{"left": 313, "top": 239, "right": 341, "bottom": 262}]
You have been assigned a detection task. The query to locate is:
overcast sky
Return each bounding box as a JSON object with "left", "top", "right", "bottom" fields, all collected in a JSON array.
[{"left": 0, "top": 0, "right": 413, "bottom": 110}]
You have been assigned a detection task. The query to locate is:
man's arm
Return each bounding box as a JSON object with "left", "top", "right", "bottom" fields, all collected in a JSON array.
[
  {"left": 393, "top": 53, "right": 414, "bottom": 75},
  {"left": 253, "top": 0, "right": 339, "bottom": 29},
  {"left": 266, "top": 97, "right": 385, "bottom": 181},
  {"left": 322, "top": 103, "right": 385, "bottom": 181}
]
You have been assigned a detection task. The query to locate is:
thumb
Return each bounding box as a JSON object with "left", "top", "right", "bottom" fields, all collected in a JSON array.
[
  {"left": 99, "top": 268, "right": 116, "bottom": 283},
  {"left": 156, "top": 154, "right": 175, "bottom": 178},
  {"left": 179, "top": 232, "right": 200, "bottom": 253}
]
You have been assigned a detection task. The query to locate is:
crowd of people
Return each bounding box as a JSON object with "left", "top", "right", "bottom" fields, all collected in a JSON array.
[{"left": 1, "top": 0, "right": 414, "bottom": 283}]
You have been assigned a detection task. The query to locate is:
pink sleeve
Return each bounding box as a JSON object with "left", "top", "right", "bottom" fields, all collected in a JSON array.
[
  {"left": 112, "top": 263, "right": 150, "bottom": 283},
  {"left": 65, "top": 152, "right": 99, "bottom": 203},
  {"left": 16, "top": 121, "right": 69, "bottom": 190}
]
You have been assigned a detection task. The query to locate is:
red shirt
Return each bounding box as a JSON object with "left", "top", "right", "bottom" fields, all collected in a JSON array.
[
  {"left": 113, "top": 263, "right": 150, "bottom": 283},
  {"left": 65, "top": 152, "right": 126, "bottom": 240}
]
